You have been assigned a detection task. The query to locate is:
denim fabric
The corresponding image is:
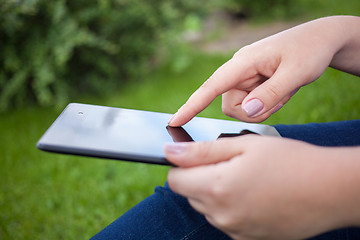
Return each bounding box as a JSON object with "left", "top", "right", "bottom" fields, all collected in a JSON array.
[
  {"left": 91, "top": 181, "right": 230, "bottom": 240},
  {"left": 91, "top": 120, "right": 360, "bottom": 240},
  {"left": 275, "top": 120, "right": 360, "bottom": 147}
]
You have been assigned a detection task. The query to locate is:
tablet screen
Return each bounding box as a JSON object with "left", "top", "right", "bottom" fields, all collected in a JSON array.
[{"left": 37, "top": 103, "right": 280, "bottom": 165}]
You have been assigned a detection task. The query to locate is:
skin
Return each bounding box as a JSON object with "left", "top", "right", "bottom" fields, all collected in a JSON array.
[
  {"left": 165, "top": 16, "right": 360, "bottom": 239},
  {"left": 165, "top": 137, "right": 360, "bottom": 240},
  {"left": 167, "top": 16, "right": 360, "bottom": 125}
]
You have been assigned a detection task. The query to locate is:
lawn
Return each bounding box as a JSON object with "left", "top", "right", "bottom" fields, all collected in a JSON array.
[{"left": 0, "top": 52, "right": 359, "bottom": 239}]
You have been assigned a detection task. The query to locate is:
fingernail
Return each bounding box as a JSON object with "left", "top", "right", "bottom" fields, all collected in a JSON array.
[
  {"left": 242, "top": 98, "right": 264, "bottom": 117},
  {"left": 164, "top": 143, "right": 188, "bottom": 155},
  {"left": 167, "top": 112, "right": 177, "bottom": 125}
]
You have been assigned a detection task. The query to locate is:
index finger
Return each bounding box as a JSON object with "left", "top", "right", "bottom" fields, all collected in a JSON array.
[{"left": 168, "top": 56, "right": 252, "bottom": 127}]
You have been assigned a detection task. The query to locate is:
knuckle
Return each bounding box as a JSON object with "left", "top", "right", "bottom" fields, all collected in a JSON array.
[
  {"left": 233, "top": 45, "right": 251, "bottom": 59},
  {"left": 212, "top": 212, "right": 247, "bottom": 234},
  {"left": 216, "top": 212, "right": 251, "bottom": 235},
  {"left": 263, "top": 80, "right": 284, "bottom": 102},
  {"left": 213, "top": 214, "right": 234, "bottom": 230},
  {"left": 221, "top": 103, "right": 235, "bottom": 118},
  {"left": 232, "top": 49, "right": 242, "bottom": 59},
  {"left": 207, "top": 181, "right": 225, "bottom": 200},
  {"left": 205, "top": 170, "right": 229, "bottom": 199}
]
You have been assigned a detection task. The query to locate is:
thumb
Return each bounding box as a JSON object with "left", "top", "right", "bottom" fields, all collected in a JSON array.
[
  {"left": 164, "top": 137, "right": 248, "bottom": 167},
  {"left": 242, "top": 65, "right": 299, "bottom": 119}
]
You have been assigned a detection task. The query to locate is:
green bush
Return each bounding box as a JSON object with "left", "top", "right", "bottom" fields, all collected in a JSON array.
[{"left": 0, "top": 0, "right": 210, "bottom": 111}]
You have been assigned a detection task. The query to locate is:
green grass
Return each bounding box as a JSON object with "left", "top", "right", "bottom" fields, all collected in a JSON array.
[
  {"left": 0, "top": 107, "right": 169, "bottom": 239},
  {"left": 0, "top": 52, "right": 359, "bottom": 239}
]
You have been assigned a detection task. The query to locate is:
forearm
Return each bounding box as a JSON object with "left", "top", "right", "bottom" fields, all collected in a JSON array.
[
  {"left": 327, "top": 16, "right": 360, "bottom": 76},
  {"left": 320, "top": 146, "right": 360, "bottom": 228}
]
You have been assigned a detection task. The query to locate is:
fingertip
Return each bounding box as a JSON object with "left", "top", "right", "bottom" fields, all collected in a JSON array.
[
  {"left": 164, "top": 142, "right": 192, "bottom": 167},
  {"left": 164, "top": 143, "right": 189, "bottom": 156},
  {"left": 167, "top": 108, "right": 193, "bottom": 127},
  {"left": 167, "top": 116, "right": 188, "bottom": 127},
  {"left": 167, "top": 112, "right": 177, "bottom": 126},
  {"left": 167, "top": 105, "right": 188, "bottom": 127}
]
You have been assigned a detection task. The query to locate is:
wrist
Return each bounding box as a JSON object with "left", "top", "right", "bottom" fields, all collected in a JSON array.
[{"left": 327, "top": 16, "right": 360, "bottom": 75}]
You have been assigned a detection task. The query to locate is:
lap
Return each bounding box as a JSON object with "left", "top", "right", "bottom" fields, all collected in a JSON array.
[{"left": 91, "top": 120, "right": 360, "bottom": 240}]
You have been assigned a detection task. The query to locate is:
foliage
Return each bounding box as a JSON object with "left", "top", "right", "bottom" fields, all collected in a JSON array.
[
  {"left": 2, "top": 0, "right": 358, "bottom": 112},
  {"left": 221, "top": 0, "right": 360, "bottom": 21},
  {"left": 0, "top": 0, "right": 211, "bottom": 111}
]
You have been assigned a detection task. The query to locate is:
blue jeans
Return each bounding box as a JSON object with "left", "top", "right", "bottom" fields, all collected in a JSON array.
[{"left": 91, "top": 120, "right": 360, "bottom": 240}]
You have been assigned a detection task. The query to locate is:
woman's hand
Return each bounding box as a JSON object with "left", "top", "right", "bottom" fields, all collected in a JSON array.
[
  {"left": 165, "top": 136, "right": 360, "bottom": 240},
  {"left": 168, "top": 16, "right": 360, "bottom": 126}
]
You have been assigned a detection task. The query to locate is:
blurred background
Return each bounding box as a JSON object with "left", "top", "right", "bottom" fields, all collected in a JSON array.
[{"left": 1, "top": 0, "right": 359, "bottom": 239}]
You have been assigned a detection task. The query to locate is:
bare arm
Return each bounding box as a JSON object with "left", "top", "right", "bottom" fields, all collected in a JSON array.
[
  {"left": 330, "top": 16, "right": 360, "bottom": 75},
  {"left": 168, "top": 15, "right": 360, "bottom": 126}
]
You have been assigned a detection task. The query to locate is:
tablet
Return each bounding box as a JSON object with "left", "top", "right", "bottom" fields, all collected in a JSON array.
[{"left": 37, "top": 103, "right": 280, "bottom": 165}]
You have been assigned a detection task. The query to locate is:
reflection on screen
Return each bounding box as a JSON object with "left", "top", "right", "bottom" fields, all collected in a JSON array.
[
  {"left": 166, "top": 126, "right": 194, "bottom": 142},
  {"left": 166, "top": 126, "right": 258, "bottom": 143}
]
